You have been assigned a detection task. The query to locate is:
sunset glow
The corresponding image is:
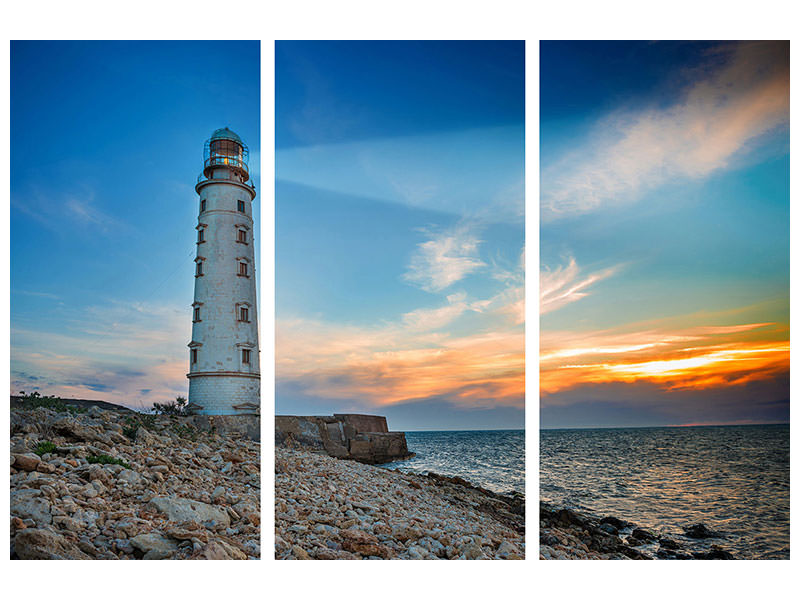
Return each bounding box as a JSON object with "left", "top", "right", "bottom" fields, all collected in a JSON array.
[
  {"left": 276, "top": 42, "right": 524, "bottom": 430},
  {"left": 541, "top": 41, "right": 788, "bottom": 427}
]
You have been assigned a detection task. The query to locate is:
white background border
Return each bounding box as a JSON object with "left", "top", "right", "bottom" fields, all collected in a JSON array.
[{"left": 2, "top": 1, "right": 796, "bottom": 598}]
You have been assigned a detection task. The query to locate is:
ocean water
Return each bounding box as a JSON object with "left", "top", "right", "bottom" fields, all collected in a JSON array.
[
  {"left": 540, "top": 425, "right": 790, "bottom": 559},
  {"left": 381, "top": 429, "right": 525, "bottom": 496}
]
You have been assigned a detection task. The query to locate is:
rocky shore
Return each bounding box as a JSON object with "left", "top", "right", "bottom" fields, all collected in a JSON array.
[
  {"left": 275, "top": 447, "right": 524, "bottom": 560},
  {"left": 10, "top": 403, "right": 260, "bottom": 559},
  {"left": 540, "top": 502, "right": 735, "bottom": 560}
]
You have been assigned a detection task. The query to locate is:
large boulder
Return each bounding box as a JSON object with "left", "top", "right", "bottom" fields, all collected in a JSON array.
[
  {"left": 130, "top": 533, "right": 179, "bottom": 560},
  {"left": 12, "top": 453, "right": 41, "bottom": 472},
  {"left": 14, "top": 528, "right": 92, "bottom": 559},
  {"left": 10, "top": 489, "right": 52, "bottom": 526},
  {"left": 147, "top": 496, "right": 230, "bottom": 527}
]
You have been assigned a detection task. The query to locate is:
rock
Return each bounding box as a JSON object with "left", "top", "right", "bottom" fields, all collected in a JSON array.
[
  {"left": 53, "top": 515, "right": 83, "bottom": 532},
  {"left": 600, "top": 515, "right": 630, "bottom": 529},
  {"left": 684, "top": 523, "right": 720, "bottom": 539},
  {"left": 292, "top": 544, "right": 311, "bottom": 560},
  {"left": 195, "top": 540, "right": 247, "bottom": 560},
  {"left": 339, "top": 529, "right": 394, "bottom": 558},
  {"left": 14, "top": 528, "right": 93, "bottom": 559},
  {"left": 631, "top": 528, "right": 656, "bottom": 541},
  {"left": 10, "top": 489, "right": 52, "bottom": 525},
  {"left": 130, "top": 533, "right": 179, "bottom": 560},
  {"left": 626, "top": 536, "right": 644, "bottom": 547},
  {"left": 496, "top": 540, "right": 519, "bottom": 558},
  {"left": 135, "top": 427, "right": 161, "bottom": 445},
  {"left": 12, "top": 453, "right": 41, "bottom": 472},
  {"left": 167, "top": 526, "right": 208, "bottom": 543},
  {"left": 117, "top": 469, "right": 144, "bottom": 487},
  {"left": 692, "top": 548, "right": 734, "bottom": 560},
  {"left": 598, "top": 522, "right": 618, "bottom": 534},
  {"left": 557, "top": 508, "right": 586, "bottom": 527},
  {"left": 461, "top": 542, "right": 484, "bottom": 559},
  {"left": 36, "top": 461, "right": 57, "bottom": 474},
  {"left": 659, "top": 537, "right": 681, "bottom": 550},
  {"left": 147, "top": 496, "right": 231, "bottom": 527}
]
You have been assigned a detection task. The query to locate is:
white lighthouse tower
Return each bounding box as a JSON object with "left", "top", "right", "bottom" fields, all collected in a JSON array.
[{"left": 188, "top": 127, "right": 260, "bottom": 415}]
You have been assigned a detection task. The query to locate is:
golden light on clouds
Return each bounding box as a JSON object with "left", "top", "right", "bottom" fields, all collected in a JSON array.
[
  {"left": 540, "top": 320, "right": 788, "bottom": 395},
  {"left": 277, "top": 316, "right": 524, "bottom": 409}
]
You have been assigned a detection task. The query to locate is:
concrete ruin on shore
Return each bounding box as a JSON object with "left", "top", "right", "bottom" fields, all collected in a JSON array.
[{"left": 275, "top": 414, "right": 413, "bottom": 464}]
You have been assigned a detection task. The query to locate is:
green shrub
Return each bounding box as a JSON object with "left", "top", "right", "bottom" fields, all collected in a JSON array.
[
  {"left": 122, "top": 413, "right": 157, "bottom": 440},
  {"left": 151, "top": 396, "right": 187, "bottom": 416},
  {"left": 86, "top": 454, "right": 131, "bottom": 469},
  {"left": 16, "top": 391, "right": 86, "bottom": 414},
  {"left": 34, "top": 441, "right": 58, "bottom": 456}
]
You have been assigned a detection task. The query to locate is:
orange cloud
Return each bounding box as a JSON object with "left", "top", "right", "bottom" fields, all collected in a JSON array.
[
  {"left": 278, "top": 315, "right": 524, "bottom": 409},
  {"left": 541, "top": 319, "right": 788, "bottom": 395}
]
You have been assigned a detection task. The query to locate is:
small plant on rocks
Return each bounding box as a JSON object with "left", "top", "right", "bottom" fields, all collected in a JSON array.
[
  {"left": 34, "top": 441, "right": 58, "bottom": 456},
  {"left": 122, "top": 413, "right": 158, "bottom": 440}
]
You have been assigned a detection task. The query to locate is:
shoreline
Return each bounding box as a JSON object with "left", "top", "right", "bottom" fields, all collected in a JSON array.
[
  {"left": 276, "top": 447, "right": 524, "bottom": 559},
  {"left": 540, "top": 501, "right": 736, "bottom": 560}
]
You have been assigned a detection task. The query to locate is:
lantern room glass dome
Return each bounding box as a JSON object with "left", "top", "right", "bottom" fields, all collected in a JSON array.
[{"left": 203, "top": 127, "right": 249, "bottom": 181}]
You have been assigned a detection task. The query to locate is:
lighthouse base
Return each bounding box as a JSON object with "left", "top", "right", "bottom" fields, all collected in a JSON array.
[{"left": 188, "top": 373, "right": 260, "bottom": 416}]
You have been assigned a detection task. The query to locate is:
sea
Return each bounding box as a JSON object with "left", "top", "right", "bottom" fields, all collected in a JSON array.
[
  {"left": 380, "top": 429, "right": 525, "bottom": 496},
  {"left": 540, "top": 425, "right": 790, "bottom": 559}
]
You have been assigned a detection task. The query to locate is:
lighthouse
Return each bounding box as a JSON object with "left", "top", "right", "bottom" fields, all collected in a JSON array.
[{"left": 188, "top": 127, "right": 260, "bottom": 415}]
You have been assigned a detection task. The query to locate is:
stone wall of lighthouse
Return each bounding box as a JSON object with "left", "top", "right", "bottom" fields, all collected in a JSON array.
[{"left": 188, "top": 171, "right": 260, "bottom": 415}]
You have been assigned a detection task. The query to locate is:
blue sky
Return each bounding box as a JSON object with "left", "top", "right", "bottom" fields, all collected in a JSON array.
[
  {"left": 10, "top": 41, "right": 260, "bottom": 409},
  {"left": 540, "top": 41, "right": 789, "bottom": 428},
  {"left": 276, "top": 41, "right": 525, "bottom": 431}
]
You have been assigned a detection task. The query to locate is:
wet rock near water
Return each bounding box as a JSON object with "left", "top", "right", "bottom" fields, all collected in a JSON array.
[
  {"left": 276, "top": 447, "right": 524, "bottom": 560},
  {"left": 540, "top": 502, "right": 735, "bottom": 560},
  {"left": 10, "top": 405, "right": 260, "bottom": 560},
  {"left": 684, "top": 523, "right": 721, "bottom": 539}
]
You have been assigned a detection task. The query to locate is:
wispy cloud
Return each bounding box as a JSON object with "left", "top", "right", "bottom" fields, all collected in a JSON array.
[
  {"left": 12, "top": 289, "right": 60, "bottom": 300},
  {"left": 540, "top": 257, "right": 619, "bottom": 314},
  {"left": 12, "top": 185, "right": 131, "bottom": 237},
  {"left": 542, "top": 41, "right": 789, "bottom": 219},
  {"left": 403, "top": 223, "right": 486, "bottom": 293}
]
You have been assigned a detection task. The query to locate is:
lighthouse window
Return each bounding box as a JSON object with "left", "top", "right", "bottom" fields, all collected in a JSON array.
[
  {"left": 198, "top": 228, "right": 205, "bottom": 243},
  {"left": 238, "top": 262, "right": 248, "bottom": 277},
  {"left": 242, "top": 349, "right": 251, "bottom": 364},
  {"left": 193, "top": 307, "right": 201, "bottom": 322},
  {"left": 239, "top": 306, "right": 249, "bottom": 322},
  {"left": 196, "top": 260, "right": 204, "bottom": 277},
  {"left": 237, "top": 229, "right": 247, "bottom": 243},
  {"left": 200, "top": 199, "right": 207, "bottom": 213},
  {"left": 237, "top": 200, "right": 245, "bottom": 213},
  {"left": 191, "top": 349, "right": 198, "bottom": 364}
]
